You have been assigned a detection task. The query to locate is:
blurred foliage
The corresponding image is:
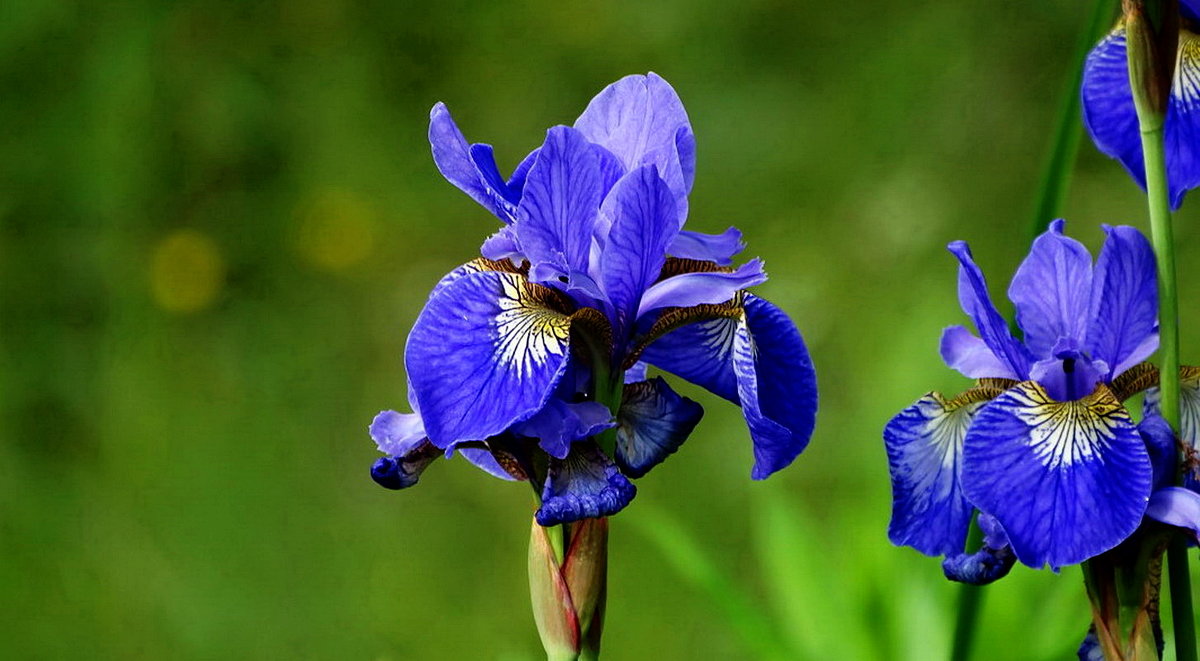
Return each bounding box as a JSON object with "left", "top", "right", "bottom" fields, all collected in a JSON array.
[{"left": 2, "top": 1, "right": 1198, "bottom": 659}]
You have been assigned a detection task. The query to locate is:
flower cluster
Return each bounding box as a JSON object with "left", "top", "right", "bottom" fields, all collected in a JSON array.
[
  {"left": 1082, "top": 0, "right": 1200, "bottom": 208},
  {"left": 370, "top": 73, "right": 818, "bottom": 526},
  {"left": 885, "top": 220, "right": 1199, "bottom": 579}
]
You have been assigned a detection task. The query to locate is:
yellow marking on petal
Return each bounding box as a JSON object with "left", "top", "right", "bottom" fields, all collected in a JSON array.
[
  {"left": 1176, "top": 29, "right": 1200, "bottom": 108},
  {"left": 494, "top": 274, "right": 571, "bottom": 378},
  {"left": 1007, "top": 382, "right": 1129, "bottom": 469},
  {"left": 149, "top": 229, "right": 225, "bottom": 314},
  {"left": 917, "top": 393, "right": 986, "bottom": 471}
]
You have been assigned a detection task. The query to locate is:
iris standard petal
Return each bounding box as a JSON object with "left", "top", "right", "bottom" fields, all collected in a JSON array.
[
  {"left": 1137, "top": 413, "right": 1178, "bottom": 489},
  {"left": 940, "top": 325, "right": 1018, "bottom": 379},
  {"left": 639, "top": 315, "right": 740, "bottom": 402},
  {"left": 428, "top": 103, "right": 518, "bottom": 222},
  {"left": 884, "top": 393, "right": 981, "bottom": 556},
  {"left": 636, "top": 259, "right": 766, "bottom": 318},
  {"left": 733, "top": 295, "right": 819, "bottom": 480},
  {"left": 668, "top": 227, "right": 745, "bottom": 266},
  {"left": 599, "top": 165, "right": 679, "bottom": 335},
  {"left": 480, "top": 226, "right": 523, "bottom": 262},
  {"left": 961, "top": 382, "right": 1152, "bottom": 569},
  {"left": 369, "top": 409, "right": 427, "bottom": 456},
  {"left": 1008, "top": 220, "right": 1093, "bottom": 358},
  {"left": 1087, "top": 225, "right": 1158, "bottom": 378},
  {"left": 574, "top": 72, "right": 693, "bottom": 221},
  {"left": 1144, "top": 366, "right": 1200, "bottom": 489},
  {"left": 948, "top": 241, "right": 1033, "bottom": 378},
  {"left": 515, "top": 126, "right": 604, "bottom": 283},
  {"left": 470, "top": 143, "right": 523, "bottom": 209},
  {"left": 514, "top": 399, "right": 615, "bottom": 460},
  {"left": 406, "top": 271, "right": 572, "bottom": 447},
  {"left": 1145, "top": 487, "right": 1200, "bottom": 542},
  {"left": 536, "top": 442, "right": 637, "bottom": 526},
  {"left": 616, "top": 377, "right": 704, "bottom": 478}
]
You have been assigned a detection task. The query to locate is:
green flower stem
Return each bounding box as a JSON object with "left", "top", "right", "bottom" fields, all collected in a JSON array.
[
  {"left": 950, "top": 515, "right": 986, "bottom": 661},
  {"left": 1139, "top": 122, "right": 1197, "bottom": 661}
]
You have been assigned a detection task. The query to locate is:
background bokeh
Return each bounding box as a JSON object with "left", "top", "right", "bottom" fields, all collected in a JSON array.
[{"left": 3, "top": 1, "right": 1198, "bottom": 659}]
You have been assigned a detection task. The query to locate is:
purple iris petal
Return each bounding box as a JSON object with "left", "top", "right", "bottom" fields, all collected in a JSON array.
[
  {"left": 469, "top": 143, "right": 523, "bottom": 208},
  {"left": 884, "top": 393, "right": 980, "bottom": 556},
  {"left": 668, "top": 227, "right": 745, "bottom": 266},
  {"left": 1086, "top": 225, "right": 1158, "bottom": 378},
  {"left": 1082, "top": 29, "right": 1200, "bottom": 209},
  {"left": 369, "top": 409, "right": 427, "bottom": 456},
  {"left": 406, "top": 271, "right": 571, "bottom": 447},
  {"left": 616, "top": 377, "right": 704, "bottom": 478},
  {"left": 480, "top": 226, "right": 523, "bottom": 262},
  {"left": 1145, "top": 370, "right": 1200, "bottom": 490},
  {"left": 636, "top": 259, "right": 767, "bottom": 318},
  {"left": 624, "top": 360, "right": 649, "bottom": 384},
  {"left": 1007, "top": 219, "right": 1093, "bottom": 359},
  {"left": 574, "top": 72, "right": 693, "bottom": 223},
  {"left": 941, "top": 540, "right": 1016, "bottom": 586},
  {"left": 940, "top": 325, "right": 1018, "bottom": 379},
  {"left": 1185, "top": 0, "right": 1200, "bottom": 21},
  {"left": 733, "top": 295, "right": 818, "bottom": 479},
  {"left": 1145, "top": 487, "right": 1200, "bottom": 542},
  {"left": 457, "top": 447, "right": 519, "bottom": 481},
  {"left": 961, "top": 382, "right": 1152, "bottom": 569},
  {"left": 640, "top": 315, "right": 741, "bottom": 402},
  {"left": 1078, "top": 630, "right": 1104, "bottom": 661},
  {"left": 1027, "top": 350, "right": 1103, "bottom": 402},
  {"left": 536, "top": 442, "right": 637, "bottom": 526},
  {"left": 948, "top": 241, "right": 1033, "bottom": 378},
  {"left": 1137, "top": 414, "right": 1178, "bottom": 490},
  {"left": 599, "top": 165, "right": 679, "bottom": 336},
  {"left": 515, "top": 126, "right": 605, "bottom": 283},
  {"left": 428, "top": 103, "right": 520, "bottom": 222},
  {"left": 514, "top": 399, "right": 615, "bottom": 460}
]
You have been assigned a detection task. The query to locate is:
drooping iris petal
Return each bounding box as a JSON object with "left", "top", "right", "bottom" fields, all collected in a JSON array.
[
  {"left": 407, "top": 271, "right": 572, "bottom": 447},
  {"left": 1137, "top": 413, "right": 1178, "bottom": 489},
  {"left": 514, "top": 399, "right": 615, "bottom": 460},
  {"left": 637, "top": 259, "right": 766, "bottom": 318},
  {"left": 515, "top": 126, "right": 604, "bottom": 283},
  {"left": 947, "top": 241, "right": 1033, "bottom": 378},
  {"left": 668, "top": 227, "right": 745, "bottom": 266},
  {"left": 940, "top": 325, "right": 1018, "bottom": 380},
  {"left": 370, "top": 409, "right": 427, "bottom": 456},
  {"left": 574, "top": 72, "right": 693, "bottom": 222},
  {"left": 599, "top": 165, "right": 679, "bottom": 335},
  {"left": 457, "top": 447, "right": 520, "bottom": 481},
  {"left": 1145, "top": 487, "right": 1200, "bottom": 542},
  {"left": 733, "top": 295, "right": 819, "bottom": 479},
  {"left": 371, "top": 442, "right": 441, "bottom": 490},
  {"left": 961, "top": 382, "right": 1152, "bottom": 569},
  {"left": 639, "top": 315, "right": 740, "bottom": 402},
  {"left": 1007, "top": 219, "right": 1092, "bottom": 358},
  {"left": 1082, "top": 28, "right": 1200, "bottom": 209},
  {"left": 1087, "top": 225, "right": 1158, "bottom": 378},
  {"left": 1144, "top": 366, "right": 1200, "bottom": 489},
  {"left": 1078, "top": 629, "right": 1105, "bottom": 661},
  {"left": 616, "top": 377, "right": 704, "bottom": 478},
  {"left": 428, "top": 103, "right": 519, "bottom": 222},
  {"left": 536, "top": 442, "right": 637, "bottom": 526},
  {"left": 941, "top": 513, "right": 1016, "bottom": 585},
  {"left": 884, "top": 392, "right": 982, "bottom": 556}
]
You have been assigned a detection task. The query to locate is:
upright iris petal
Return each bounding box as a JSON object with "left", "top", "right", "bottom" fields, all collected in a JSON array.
[
  {"left": 429, "top": 103, "right": 533, "bottom": 222},
  {"left": 961, "top": 382, "right": 1152, "bottom": 569},
  {"left": 1007, "top": 219, "right": 1092, "bottom": 359},
  {"left": 1086, "top": 225, "right": 1159, "bottom": 378},
  {"left": 947, "top": 241, "right": 1033, "bottom": 378},
  {"left": 1082, "top": 24, "right": 1200, "bottom": 209}
]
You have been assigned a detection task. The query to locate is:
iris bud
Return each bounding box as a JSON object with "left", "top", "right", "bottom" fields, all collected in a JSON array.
[{"left": 1123, "top": 0, "right": 1181, "bottom": 123}]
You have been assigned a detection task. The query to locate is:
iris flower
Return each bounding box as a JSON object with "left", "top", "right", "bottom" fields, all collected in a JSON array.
[
  {"left": 886, "top": 220, "right": 1200, "bottom": 576},
  {"left": 1082, "top": 0, "right": 1200, "bottom": 209},
  {"left": 370, "top": 73, "right": 818, "bottom": 527}
]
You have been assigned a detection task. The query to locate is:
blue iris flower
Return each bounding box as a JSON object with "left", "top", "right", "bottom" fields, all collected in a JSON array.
[
  {"left": 1081, "top": 1, "right": 1200, "bottom": 209},
  {"left": 886, "top": 220, "right": 1200, "bottom": 574},
  {"left": 370, "top": 73, "right": 818, "bottom": 527}
]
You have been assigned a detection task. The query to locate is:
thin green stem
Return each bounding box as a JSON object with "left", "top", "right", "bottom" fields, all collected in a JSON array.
[
  {"left": 950, "top": 516, "right": 986, "bottom": 661},
  {"left": 1138, "top": 115, "right": 1196, "bottom": 661},
  {"left": 1028, "top": 0, "right": 1120, "bottom": 241}
]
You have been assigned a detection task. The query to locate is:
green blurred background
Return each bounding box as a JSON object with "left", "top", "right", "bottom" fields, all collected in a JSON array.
[{"left": 3, "top": 1, "right": 1198, "bottom": 659}]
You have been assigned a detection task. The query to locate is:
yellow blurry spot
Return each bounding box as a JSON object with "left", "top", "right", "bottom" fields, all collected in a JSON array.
[
  {"left": 293, "top": 188, "right": 377, "bottom": 272},
  {"left": 150, "top": 229, "right": 225, "bottom": 314}
]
